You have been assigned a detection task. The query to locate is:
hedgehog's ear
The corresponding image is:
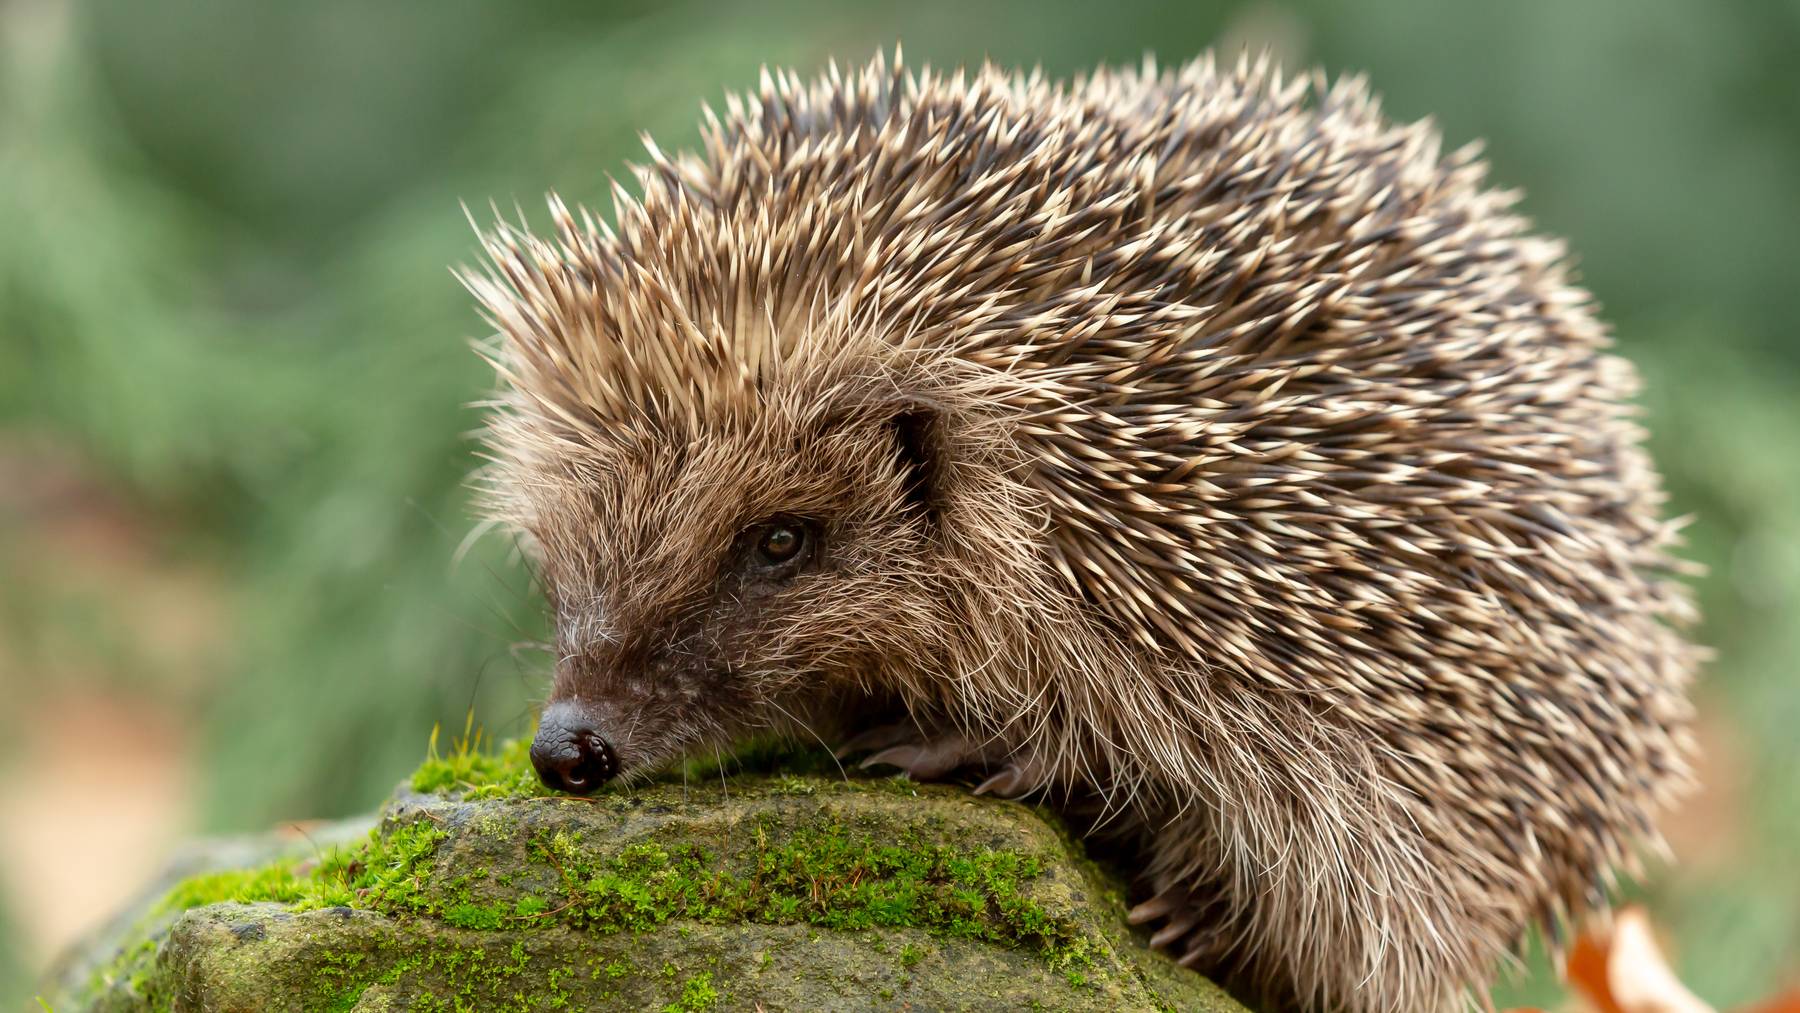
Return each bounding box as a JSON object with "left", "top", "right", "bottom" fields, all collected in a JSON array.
[{"left": 885, "top": 402, "right": 941, "bottom": 522}]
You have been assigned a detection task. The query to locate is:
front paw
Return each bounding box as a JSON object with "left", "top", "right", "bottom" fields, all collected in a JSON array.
[{"left": 837, "top": 723, "right": 1046, "bottom": 798}]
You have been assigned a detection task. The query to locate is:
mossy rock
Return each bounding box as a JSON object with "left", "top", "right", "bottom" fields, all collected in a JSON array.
[{"left": 48, "top": 739, "right": 1246, "bottom": 1011}]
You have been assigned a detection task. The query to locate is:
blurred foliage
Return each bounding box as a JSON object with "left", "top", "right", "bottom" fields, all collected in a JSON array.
[
  {"left": 1, "top": 0, "right": 1796, "bottom": 1006},
  {"left": 0, "top": 901, "right": 17, "bottom": 1011}
]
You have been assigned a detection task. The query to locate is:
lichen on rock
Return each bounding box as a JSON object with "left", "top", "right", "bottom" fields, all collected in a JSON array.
[{"left": 48, "top": 738, "right": 1245, "bottom": 1011}]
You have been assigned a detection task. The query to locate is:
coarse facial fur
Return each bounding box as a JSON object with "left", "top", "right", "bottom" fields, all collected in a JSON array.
[{"left": 464, "top": 50, "right": 1700, "bottom": 1012}]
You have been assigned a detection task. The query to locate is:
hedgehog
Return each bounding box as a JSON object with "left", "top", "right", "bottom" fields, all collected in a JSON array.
[{"left": 461, "top": 50, "right": 1700, "bottom": 1012}]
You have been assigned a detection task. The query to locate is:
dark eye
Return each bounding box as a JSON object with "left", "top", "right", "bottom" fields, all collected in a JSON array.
[{"left": 757, "top": 523, "right": 805, "bottom": 565}]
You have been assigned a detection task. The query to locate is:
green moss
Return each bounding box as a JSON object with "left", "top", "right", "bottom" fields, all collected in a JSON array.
[
  {"left": 86, "top": 932, "right": 162, "bottom": 1005},
  {"left": 158, "top": 863, "right": 316, "bottom": 909},
  {"left": 505, "top": 819, "right": 1089, "bottom": 968},
  {"left": 410, "top": 724, "right": 547, "bottom": 799},
  {"left": 143, "top": 818, "right": 445, "bottom": 927},
  {"left": 144, "top": 757, "right": 1086, "bottom": 974},
  {"left": 442, "top": 902, "right": 511, "bottom": 930},
  {"left": 126, "top": 775, "right": 1090, "bottom": 1005},
  {"left": 298, "top": 938, "right": 580, "bottom": 1013},
  {"left": 68, "top": 734, "right": 1240, "bottom": 1011},
  {"left": 662, "top": 971, "right": 720, "bottom": 1012}
]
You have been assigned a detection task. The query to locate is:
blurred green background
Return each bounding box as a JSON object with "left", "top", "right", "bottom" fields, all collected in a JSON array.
[{"left": 1, "top": 0, "right": 1795, "bottom": 1007}]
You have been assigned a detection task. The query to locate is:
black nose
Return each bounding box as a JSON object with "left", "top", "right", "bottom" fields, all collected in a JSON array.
[{"left": 530, "top": 703, "right": 618, "bottom": 794}]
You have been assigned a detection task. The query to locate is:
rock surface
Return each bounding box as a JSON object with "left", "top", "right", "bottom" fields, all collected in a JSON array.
[{"left": 47, "top": 740, "right": 1246, "bottom": 1011}]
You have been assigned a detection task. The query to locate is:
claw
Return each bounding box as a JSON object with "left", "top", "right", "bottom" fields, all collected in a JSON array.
[
  {"left": 858, "top": 744, "right": 912, "bottom": 771},
  {"left": 1149, "top": 914, "right": 1199, "bottom": 950},
  {"left": 1127, "top": 887, "right": 1181, "bottom": 925},
  {"left": 973, "top": 764, "right": 1034, "bottom": 798},
  {"left": 833, "top": 724, "right": 918, "bottom": 760},
  {"left": 1132, "top": 883, "right": 1226, "bottom": 973},
  {"left": 860, "top": 742, "right": 965, "bottom": 780},
  {"left": 1178, "top": 924, "right": 1228, "bottom": 969}
]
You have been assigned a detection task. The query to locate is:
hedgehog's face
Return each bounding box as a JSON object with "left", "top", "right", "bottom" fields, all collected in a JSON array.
[{"left": 524, "top": 394, "right": 947, "bottom": 793}]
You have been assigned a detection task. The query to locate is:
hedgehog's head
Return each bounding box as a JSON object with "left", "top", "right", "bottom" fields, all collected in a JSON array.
[
  {"left": 463, "top": 201, "right": 1042, "bottom": 792},
  {"left": 508, "top": 381, "right": 963, "bottom": 791}
]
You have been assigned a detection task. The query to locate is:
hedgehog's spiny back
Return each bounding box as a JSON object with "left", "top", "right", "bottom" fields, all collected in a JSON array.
[{"left": 488, "top": 49, "right": 1691, "bottom": 656}]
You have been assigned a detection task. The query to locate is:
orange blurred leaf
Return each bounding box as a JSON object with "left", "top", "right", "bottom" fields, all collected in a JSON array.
[
  {"left": 1570, "top": 927, "right": 1625, "bottom": 1013},
  {"left": 1738, "top": 989, "right": 1800, "bottom": 1013},
  {"left": 1567, "top": 906, "right": 1714, "bottom": 1013}
]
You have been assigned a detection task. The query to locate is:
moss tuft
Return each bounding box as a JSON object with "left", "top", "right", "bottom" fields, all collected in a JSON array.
[
  {"left": 662, "top": 971, "right": 720, "bottom": 1012},
  {"left": 410, "top": 722, "right": 547, "bottom": 799}
]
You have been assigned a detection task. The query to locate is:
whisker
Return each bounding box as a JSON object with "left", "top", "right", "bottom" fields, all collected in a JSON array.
[{"left": 766, "top": 698, "right": 849, "bottom": 784}]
